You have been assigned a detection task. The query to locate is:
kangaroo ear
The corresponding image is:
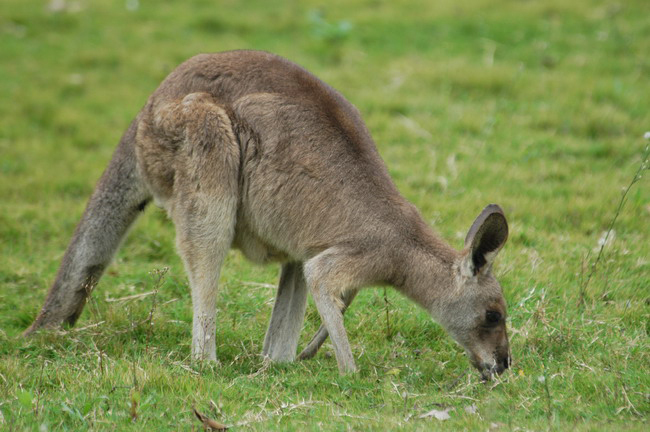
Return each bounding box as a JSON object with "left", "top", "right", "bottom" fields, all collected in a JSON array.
[{"left": 462, "top": 204, "right": 508, "bottom": 276}]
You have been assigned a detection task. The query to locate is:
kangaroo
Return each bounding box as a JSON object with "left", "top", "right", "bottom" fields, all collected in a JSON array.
[{"left": 24, "top": 50, "right": 511, "bottom": 379}]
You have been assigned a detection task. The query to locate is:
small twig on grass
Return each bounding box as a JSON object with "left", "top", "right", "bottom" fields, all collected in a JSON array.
[
  {"left": 128, "top": 306, "right": 138, "bottom": 391},
  {"left": 538, "top": 366, "right": 554, "bottom": 429},
  {"left": 232, "top": 399, "right": 318, "bottom": 428},
  {"left": 99, "top": 345, "right": 105, "bottom": 378},
  {"left": 109, "top": 385, "right": 132, "bottom": 394},
  {"left": 577, "top": 251, "right": 590, "bottom": 295},
  {"left": 619, "top": 382, "right": 641, "bottom": 416},
  {"left": 127, "top": 302, "right": 143, "bottom": 423},
  {"left": 383, "top": 287, "right": 392, "bottom": 340},
  {"left": 578, "top": 138, "right": 650, "bottom": 306},
  {"left": 105, "top": 291, "right": 158, "bottom": 303},
  {"left": 34, "top": 358, "right": 47, "bottom": 419},
  {"left": 71, "top": 321, "right": 106, "bottom": 333},
  {"left": 145, "top": 267, "right": 168, "bottom": 356}
]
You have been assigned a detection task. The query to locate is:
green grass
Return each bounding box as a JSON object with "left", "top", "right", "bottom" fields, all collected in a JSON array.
[{"left": 1, "top": 0, "right": 649, "bottom": 430}]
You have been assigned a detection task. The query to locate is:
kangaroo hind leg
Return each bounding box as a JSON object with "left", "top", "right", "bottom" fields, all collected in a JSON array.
[
  {"left": 262, "top": 262, "right": 308, "bottom": 362},
  {"left": 174, "top": 201, "right": 236, "bottom": 362},
  {"left": 162, "top": 93, "right": 240, "bottom": 362}
]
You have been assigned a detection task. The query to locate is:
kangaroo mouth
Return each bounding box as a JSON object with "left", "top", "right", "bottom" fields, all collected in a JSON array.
[
  {"left": 472, "top": 354, "right": 511, "bottom": 381},
  {"left": 479, "top": 363, "right": 504, "bottom": 381}
]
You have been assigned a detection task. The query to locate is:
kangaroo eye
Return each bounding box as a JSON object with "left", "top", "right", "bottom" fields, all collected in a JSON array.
[{"left": 486, "top": 310, "right": 501, "bottom": 324}]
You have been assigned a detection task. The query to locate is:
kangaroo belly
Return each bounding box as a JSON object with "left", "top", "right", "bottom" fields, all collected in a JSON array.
[{"left": 232, "top": 221, "right": 289, "bottom": 264}]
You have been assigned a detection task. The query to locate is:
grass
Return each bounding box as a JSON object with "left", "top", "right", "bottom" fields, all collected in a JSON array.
[{"left": 1, "top": 0, "right": 649, "bottom": 430}]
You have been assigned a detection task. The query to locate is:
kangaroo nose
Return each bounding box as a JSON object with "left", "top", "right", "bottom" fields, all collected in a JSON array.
[{"left": 471, "top": 351, "right": 511, "bottom": 380}]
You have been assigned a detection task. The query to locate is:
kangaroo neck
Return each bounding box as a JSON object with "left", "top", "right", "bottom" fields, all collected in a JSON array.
[{"left": 392, "top": 227, "right": 459, "bottom": 313}]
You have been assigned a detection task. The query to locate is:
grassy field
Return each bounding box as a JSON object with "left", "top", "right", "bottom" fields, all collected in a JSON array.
[{"left": 1, "top": 0, "right": 649, "bottom": 430}]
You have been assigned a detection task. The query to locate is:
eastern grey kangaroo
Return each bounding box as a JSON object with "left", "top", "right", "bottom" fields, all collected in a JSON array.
[{"left": 25, "top": 50, "right": 511, "bottom": 379}]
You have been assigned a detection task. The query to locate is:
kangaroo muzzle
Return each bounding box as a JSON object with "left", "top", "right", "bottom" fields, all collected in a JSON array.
[{"left": 470, "top": 342, "right": 511, "bottom": 381}]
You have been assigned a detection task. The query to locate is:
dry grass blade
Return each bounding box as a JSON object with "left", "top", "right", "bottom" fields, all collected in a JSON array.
[
  {"left": 130, "top": 398, "right": 138, "bottom": 422},
  {"left": 578, "top": 140, "right": 650, "bottom": 305},
  {"left": 193, "top": 408, "right": 228, "bottom": 431},
  {"left": 105, "top": 291, "right": 157, "bottom": 303},
  {"left": 129, "top": 389, "right": 140, "bottom": 423},
  {"left": 419, "top": 407, "right": 452, "bottom": 420}
]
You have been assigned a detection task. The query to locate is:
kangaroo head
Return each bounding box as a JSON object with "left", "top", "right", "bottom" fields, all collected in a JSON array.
[{"left": 436, "top": 204, "right": 510, "bottom": 380}]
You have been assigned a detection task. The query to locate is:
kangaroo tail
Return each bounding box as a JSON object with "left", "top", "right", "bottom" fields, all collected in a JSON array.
[{"left": 24, "top": 118, "right": 151, "bottom": 335}]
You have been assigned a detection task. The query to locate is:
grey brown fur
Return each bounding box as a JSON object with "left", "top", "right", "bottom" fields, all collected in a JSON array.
[{"left": 25, "top": 50, "right": 511, "bottom": 378}]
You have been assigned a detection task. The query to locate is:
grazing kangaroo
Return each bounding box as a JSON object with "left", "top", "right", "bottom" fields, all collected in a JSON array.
[{"left": 25, "top": 50, "right": 511, "bottom": 379}]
